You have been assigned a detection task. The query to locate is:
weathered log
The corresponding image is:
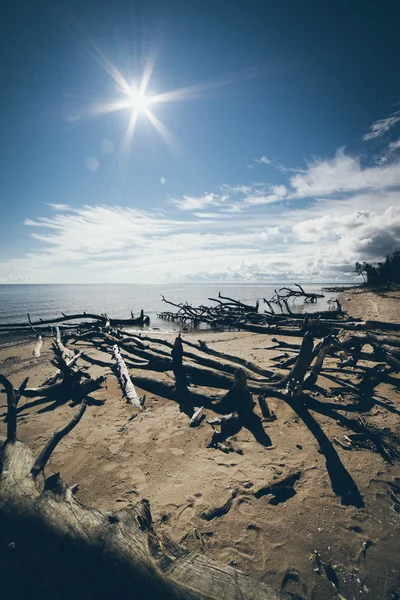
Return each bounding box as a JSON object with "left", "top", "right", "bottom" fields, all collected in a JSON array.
[
  {"left": 238, "top": 323, "right": 304, "bottom": 337},
  {"left": 0, "top": 377, "right": 284, "bottom": 600},
  {"left": 189, "top": 406, "right": 204, "bottom": 427},
  {"left": 217, "top": 368, "right": 254, "bottom": 414},
  {"left": 217, "top": 292, "right": 259, "bottom": 312},
  {"left": 32, "top": 335, "right": 43, "bottom": 357},
  {"left": 171, "top": 334, "right": 189, "bottom": 396},
  {"left": 304, "top": 335, "right": 335, "bottom": 389},
  {"left": 55, "top": 326, "right": 75, "bottom": 361},
  {"left": 111, "top": 338, "right": 267, "bottom": 393},
  {"left": 18, "top": 351, "right": 101, "bottom": 401},
  {"left": 183, "top": 339, "right": 275, "bottom": 379},
  {"left": 112, "top": 345, "right": 145, "bottom": 410},
  {"left": 282, "top": 333, "right": 314, "bottom": 397},
  {"left": 273, "top": 284, "right": 324, "bottom": 303},
  {"left": 19, "top": 379, "right": 66, "bottom": 399},
  {"left": 258, "top": 395, "right": 275, "bottom": 420},
  {"left": 207, "top": 412, "right": 238, "bottom": 426},
  {"left": 0, "top": 311, "right": 149, "bottom": 330}
]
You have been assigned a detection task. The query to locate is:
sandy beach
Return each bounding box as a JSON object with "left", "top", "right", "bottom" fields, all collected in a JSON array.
[{"left": 1, "top": 288, "right": 399, "bottom": 599}]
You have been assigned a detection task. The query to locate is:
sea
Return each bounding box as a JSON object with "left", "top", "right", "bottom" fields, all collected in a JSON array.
[{"left": 0, "top": 283, "right": 349, "bottom": 335}]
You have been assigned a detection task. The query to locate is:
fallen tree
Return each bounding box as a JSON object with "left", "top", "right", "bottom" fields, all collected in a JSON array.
[{"left": 0, "top": 373, "right": 286, "bottom": 600}]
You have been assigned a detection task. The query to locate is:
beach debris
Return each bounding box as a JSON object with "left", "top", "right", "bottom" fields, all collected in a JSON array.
[
  {"left": 55, "top": 326, "right": 75, "bottom": 361},
  {"left": 309, "top": 550, "right": 322, "bottom": 573},
  {"left": 207, "top": 412, "right": 238, "bottom": 426},
  {"left": 190, "top": 406, "right": 204, "bottom": 427},
  {"left": 215, "top": 441, "right": 243, "bottom": 455},
  {"left": 271, "top": 283, "right": 325, "bottom": 304},
  {"left": 333, "top": 437, "right": 353, "bottom": 450},
  {"left": 309, "top": 550, "right": 339, "bottom": 589},
  {"left": 112, "top": 344, "right": 145, "bottom": 410},
  {"left": 33, "top": 334, "right": 43, "bottom": 358},
  {"left": 0, "top": 310, "right": 150, "bottom": 337},
  {"left": 258, "top": 394, "right": 276, "bottom": 420}
]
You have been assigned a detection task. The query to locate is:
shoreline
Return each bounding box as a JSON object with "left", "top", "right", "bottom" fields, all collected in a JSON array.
[
  {"left": 340, "top": 286, "right": 400, "bottom": 322},
  {"left": 0, "top": 284, "right": 352, "bottom": 348},
  {"left": 1, "top": 287, "right": 399, "bottom": 599}
]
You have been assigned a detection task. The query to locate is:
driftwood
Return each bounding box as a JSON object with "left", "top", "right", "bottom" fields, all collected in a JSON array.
[
  {"left": 32, "top": 335, "right": 43, "bottom": 357},
  {"left": 0, "top": 311, "right": 150, "bottom": 343},
  {"left": 113, "top": 344, "right": 145, "bottom": 410},
  {"left": 304, "top": 335, "right": 336, "bottom": 389},
  {"left": 0, "top": 311, "right": 150, "bottom": 329},
  {"left": 14, "top": 336, "right": 102, "bottom": 402},
  {"left": 0, "top": 375, "right": 284, "bottom": 600},
  {"left": 55, "top": 326, "right": 75, "bottom": 361},
  {"left": 189, "top": 406, "right": 204, "bottom": 427},
  {"left": 1, "top": 287, "right": 399, "bottom": 597},
  {"left": 157, "top": 287, "right": 400, "bottom": 343},
  {"left": 271, "top": 283, "right": 324, "bottom": 304}
]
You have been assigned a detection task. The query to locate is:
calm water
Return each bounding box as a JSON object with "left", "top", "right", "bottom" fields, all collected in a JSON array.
[{"left": 0, "top": 283, "right": 344, "bottom": 332}]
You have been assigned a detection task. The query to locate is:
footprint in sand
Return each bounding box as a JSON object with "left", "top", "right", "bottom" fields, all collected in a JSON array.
[
  {"left": 170, "top": 503, "right": 196, "bottom": 537},
  {"left": 232, "top": 523, "right": 261, "bottom": 559},
  {"left": 164, "top": 493, "right": 204, "bottom": 539}
]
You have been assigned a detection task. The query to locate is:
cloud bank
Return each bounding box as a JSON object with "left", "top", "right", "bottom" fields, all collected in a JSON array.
[{"left": 2, "top": 110, "right": 400, "bottom": 284}]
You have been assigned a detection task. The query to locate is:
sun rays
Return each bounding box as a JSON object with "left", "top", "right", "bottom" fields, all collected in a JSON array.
[
  {"left": 79, "top": 44, "right": 178, "bottom": 154},
  {"left": 71, "top": 32, "right": 259, "bottom": 158}
]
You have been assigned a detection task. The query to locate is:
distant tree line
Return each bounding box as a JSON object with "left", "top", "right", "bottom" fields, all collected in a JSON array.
[{"left": 355, "top": 249, "right": 400, "bottom": 286}]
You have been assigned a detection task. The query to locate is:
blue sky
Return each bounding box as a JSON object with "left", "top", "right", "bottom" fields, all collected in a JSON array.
[{"left": 1, "top": 0, "right": 400, "bottom": 283}]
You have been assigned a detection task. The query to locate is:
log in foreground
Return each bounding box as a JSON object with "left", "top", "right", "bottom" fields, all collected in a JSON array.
[
  {"left": 113, "top": 344, "right": 145, "bottom": 410},
  {"left": 0, "top": 374, "right": 286, "bottom": 600}
]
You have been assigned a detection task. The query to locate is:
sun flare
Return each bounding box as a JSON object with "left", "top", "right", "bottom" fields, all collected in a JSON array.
[{"left": 128, "top": 90, "right": 150, "bottom": 113}]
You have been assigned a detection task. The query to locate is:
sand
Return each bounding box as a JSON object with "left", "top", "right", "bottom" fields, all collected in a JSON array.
[
  {"left": 341, "top": 288, "right": 400, "bottom": 324},
  {"left": 1, "top": 289, "right": 400, "bottom": 599}
]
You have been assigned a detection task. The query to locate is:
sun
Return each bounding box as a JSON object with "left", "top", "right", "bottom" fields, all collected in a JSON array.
[{"left": 128, "top": 90, "right": 150, "bottom": 113}]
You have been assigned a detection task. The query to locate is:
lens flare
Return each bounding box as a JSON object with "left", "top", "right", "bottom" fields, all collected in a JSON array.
[
  {"left": 128, "top": 90, "right": 150, "bottom": 113},
  {"left": 73, "top": 33, "right": 259, "bottom": 157}
]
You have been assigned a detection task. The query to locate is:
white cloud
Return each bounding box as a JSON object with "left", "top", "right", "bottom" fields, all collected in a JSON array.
[
  {"left": 2, "top": 193, "right": 398, "bottom": 285},
  {"left": 255, "top": 156, "right": 294, "bottom": 173},
  {"left": 389, "top": 138, "right": 400, "bottom": 151},
  {"left": 4, "top": 107, "right": 400, "bottom": 284},
  {"left": 362, "top": 110, "right": 400, "bottom": 141},
  {"left": 289, "top": 148, "right": 400, "bottom": 198},
  {"left": 46, "top": 203, "right": 71, "bottom": 211},
  {"left": 293, "top": 205, "right": 400, "bottom": 261},
  {"left": 172, "top": 193, "right": 227, "bottom": 211},
  {"left": 193, "top": 212, "right": 230, "bottom": 219},
  {"left": 244, "top": 185, "right": 287, "bottom": 206}
]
